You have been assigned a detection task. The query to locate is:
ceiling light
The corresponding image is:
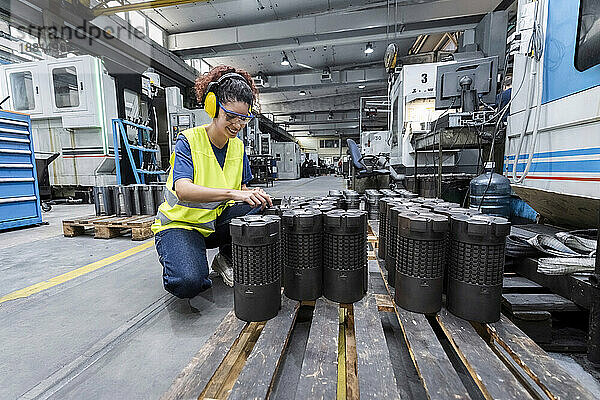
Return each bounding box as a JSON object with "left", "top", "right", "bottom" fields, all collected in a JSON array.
[
  {"left": 364, "top": 42, "right": 374, "bottom": 54},
  {"left": 299, "top": 90, "right": 306, "bottom": 96},
  {"left": 281, "top": 52, "right": 290, "bottom": 66},
  {"left": 358, "top": 84, "right": 366, "bottom": 89}
]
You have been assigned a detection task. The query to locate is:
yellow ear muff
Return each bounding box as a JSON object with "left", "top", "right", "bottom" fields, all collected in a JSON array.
[{"left": 204, "top": 91, "right": 217, "bottom": 118}]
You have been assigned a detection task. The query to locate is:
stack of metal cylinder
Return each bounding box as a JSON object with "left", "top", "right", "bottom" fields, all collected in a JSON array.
[
  {"left": 364, "top": 189, "right": 383, "bottom": 220},
  {"left": 395, "top": 211, "right": 449, "bottom": 313},
  {"left": 93, "top": 184, "right": 165, "bottom": 217},
  {"left": 281, "top": 209, "right": 323, "bottom": 301},
  {"left": 446, "top": 214, "right": 510, "bottom": 322},
  {"left": 323, "top": 210, "right": 368, "bottom": 303},
  {"left": 384, "top": 203, "right": 428, "bottom": 286},
  {"left": 377, "top": 188, "right": 511, "bottom": 323},
  {"left": 230, "top": 215, "right": 282, "bottom": 322}
]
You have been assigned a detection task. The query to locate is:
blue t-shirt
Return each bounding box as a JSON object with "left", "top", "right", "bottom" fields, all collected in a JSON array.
[{"left": 172, "top": 135, "right": 253, "bottom": 190}]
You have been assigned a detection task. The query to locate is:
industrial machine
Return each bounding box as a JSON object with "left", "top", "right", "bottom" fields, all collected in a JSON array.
[
  {"left": 166, "top": 86, "right": 210, "bottom": 154},
  {"left": 0, "top": 55, "right": 118, "bottom": 189},
  {"left": 360, "top": 130, "right": 389, "bottom": 156},
  {"left": 503, "top": 0, "right": 600, "bottom": 227},
  {"left": 389, "top": 61, "right": 479, "bottom": 170},
  {"left": 272, "top": 141, "right": 301, "bottom": 180},
  {"left": 0, "top": 56, "right": 202, "bottom": 192}
]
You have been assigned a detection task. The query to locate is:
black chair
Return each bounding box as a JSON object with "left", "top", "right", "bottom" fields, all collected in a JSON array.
[{"left": 346, "top": 139, "right": 390, "bottom": 177}]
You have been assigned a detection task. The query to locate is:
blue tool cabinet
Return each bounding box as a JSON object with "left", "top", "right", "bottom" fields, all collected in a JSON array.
[{"left": 0, "top": 111, "right": 42, "bottom": 230}]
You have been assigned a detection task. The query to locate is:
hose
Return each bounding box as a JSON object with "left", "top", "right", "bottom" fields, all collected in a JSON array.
[
  {"left": 511, "top": 0, "right": 546, "bottom": 183},
  {"left": 537, "top": 257, "right": 596, "bottom": 275}
]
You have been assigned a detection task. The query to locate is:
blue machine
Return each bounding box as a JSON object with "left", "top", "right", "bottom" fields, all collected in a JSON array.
[{"left": 0, "top": 110, "right": 42, "bottom": 230}]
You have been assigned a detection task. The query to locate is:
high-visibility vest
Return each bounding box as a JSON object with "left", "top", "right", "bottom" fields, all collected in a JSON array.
[{"left": 151, "top": 125, "right": 244, "bottom": 236}]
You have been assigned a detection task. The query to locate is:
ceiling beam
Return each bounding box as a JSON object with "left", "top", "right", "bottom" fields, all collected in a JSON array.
[
  {"left": 168, "top": 0, "right": 503, "bottom": 56},
  {"left": 260, "top": 89, "right": 386, "bottom": 110},
  {"left": 260, "top": 67, "right": 387, "bottom": 93},
  {"left": 173, "top": 23, "right": 477, "bottom": 59},
  {"left": 94, "top": 0, "right": 209, "bottom": 16}
]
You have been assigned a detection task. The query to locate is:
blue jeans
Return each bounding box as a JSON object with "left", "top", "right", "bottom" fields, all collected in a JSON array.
[{"left": 155, "top": 203, "right": 258, "bottom": 298}]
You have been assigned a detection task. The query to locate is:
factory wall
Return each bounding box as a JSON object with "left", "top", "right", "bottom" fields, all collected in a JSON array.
[{"left": 297, "top": 136, "right": 347, "bottom": 159}]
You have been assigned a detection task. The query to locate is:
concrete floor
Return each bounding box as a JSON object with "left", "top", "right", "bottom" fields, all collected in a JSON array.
[
  {"left": 0, "top": 175, "right": 343, "bottom": 399},
  {"left": 1, "top": 174, "right": 598, "bottom": 398}
]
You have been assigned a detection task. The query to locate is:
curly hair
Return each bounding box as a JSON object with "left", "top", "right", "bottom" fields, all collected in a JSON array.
[{"left": 195, "top": 65, "right": 259, "bottom": 111}]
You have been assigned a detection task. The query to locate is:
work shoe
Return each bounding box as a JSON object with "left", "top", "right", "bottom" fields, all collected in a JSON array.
[{"left": 211, "top": 253, "right": 234, "bottom": 287}]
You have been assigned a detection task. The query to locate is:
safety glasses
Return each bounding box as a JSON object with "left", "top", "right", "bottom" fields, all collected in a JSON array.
[{"left": 219, "top": 103, "right": 254, "bottom": 124}]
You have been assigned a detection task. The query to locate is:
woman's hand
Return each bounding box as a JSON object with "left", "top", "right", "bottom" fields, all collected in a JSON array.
[{"left": 232, "top": 188, "right": 272, "bottom": 209}]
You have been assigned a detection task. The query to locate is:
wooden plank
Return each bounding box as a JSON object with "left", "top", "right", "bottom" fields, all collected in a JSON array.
[
  {"left": 160, "top": 311, "right": 246, "bottom": 400},
  {"left": 344, "top": 305, "right": 359, "bottom": 400},
  {"left": 368, "top": 220, "right": 379, "bottom": 238},
  {"left": 295, "top": 298, "right": 339, "bottom": 400},
  {"left": 62, "top": 223, "right": 85, "bottom": 237},
  {"left": 436, "top": 309, "right": 533, "bottom": 400},
  {"left": 200, "top": 321, "right": 265, "bottom": 399},
  {"left": 395, "top": 307, "right": 469, "bottom": 400},
  {"left": 126, "top": 215, "right": 156, "bottom": 227},
  {"left": 93, "top": 216, "right": 132, "bottom": 226},
  {"left": 503, "top": 276, "right": 545, "bottom": 294},
  {"left": 374, "top": 293, "right": 395, "bottom": 313},
  {"left": 62, "top": 214, "right": 97, "bottom": 224},
  {"left": 354, "top": 294, "right": 401, "bottom": 400},
  {"left": 228, "top": 297, "right": 299, "bottom": 400},
  {"left": 502, "top": 293, "right": 580, "bottom": 313},
  {"left": 373, "top": 258, "right": 469, "bottom": 400},
  {"left": 484, "top": 315, "right": 598, "bottom": 400},
  {"left": 94, "top": 226, "right": 127, "bottom": 239},
  {"left": 131, "top": 226, "right": 153, "bottom": 241},
  {"left": 338, "top": 307, "right": 347, "bottom": 400}
]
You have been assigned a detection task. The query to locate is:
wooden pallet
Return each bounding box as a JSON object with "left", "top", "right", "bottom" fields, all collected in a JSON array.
[
  {"left": 160, "top": 221, "right": 596, "bottom": 400},
  {"left": 367, "top": 221, "right": 596, "bottom": 400},
  {"left": 62, "top": 215, "right": 155, "bottom": 241},
  {"left": 162, "top": 293, "right": 400, "bottom": 400}
]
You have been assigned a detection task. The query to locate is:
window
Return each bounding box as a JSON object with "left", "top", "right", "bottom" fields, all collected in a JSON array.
[
  {"left": 148, "top": 21, "right": 164, "bottom": 46},
  {"left": 129, "top": 12, "right": 147, "bottom": 36},
  {"left": 10, "top": 71, "right": 35, "bottom": 110},
  {"left": 575, "top": 0, "right": 600, "bottom": 71},
  {"left": 52, "top": 66, "right": 80, "bottom": 108},
  {"left": 319, "top": 139, "right": 339, "bottom": 148}
]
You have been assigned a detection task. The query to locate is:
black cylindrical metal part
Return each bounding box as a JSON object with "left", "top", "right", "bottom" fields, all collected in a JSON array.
[
  {"left": 385, "top": 206, "right": 407, "bottom": 287},
  {"left": 395, "top": 212, "right": 449, "bottom": 313},
  {"left": 121, "top": 185, "right": 133, "bottom": 217},
  {"left": 132, "top": 185, "right": 142, "bottom": 215},
  {"left": 140, "top": 185, "right": 155, "bottom": 215},
  {"left": 230, "top": 215, "right": 282, "bottom": 321},
  {"left": 346, "top": 198, "right": 361, "bottom": 210},
  {"left": 112, "top": 185, "right": 123, "bottom": 216},
  {"left": 282, "top": 209, "right": 323, "bottom": 301},
  {"left": 323, "top": 210, "right": 367, "bottom": 303},
  {"left": 381, "top": 189, "right": 399, "bottom": 197},
  {"left": 446, "top": 215, "right": 510, "bottom": 322},
  {"left": 93, "top": 186, "right": 102, "bottom": 216},
  {"left": 151, "top": 184, "right": 164, "bottom": 215},
  {"left": 100, "top": 186, "right": 115, "bottom": 215},
  {"left": 378, "top": 197, "right": 396, "bottom": 260}
]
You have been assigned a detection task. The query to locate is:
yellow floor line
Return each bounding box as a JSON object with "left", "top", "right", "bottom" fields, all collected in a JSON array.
[{"left": 0, "top": 240, "right": 154, "bottom": 305}]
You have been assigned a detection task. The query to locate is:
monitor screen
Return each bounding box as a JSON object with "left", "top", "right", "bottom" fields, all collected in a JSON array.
[{"left": 435, "top": 56, "right": 498, "bottom": 110}]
